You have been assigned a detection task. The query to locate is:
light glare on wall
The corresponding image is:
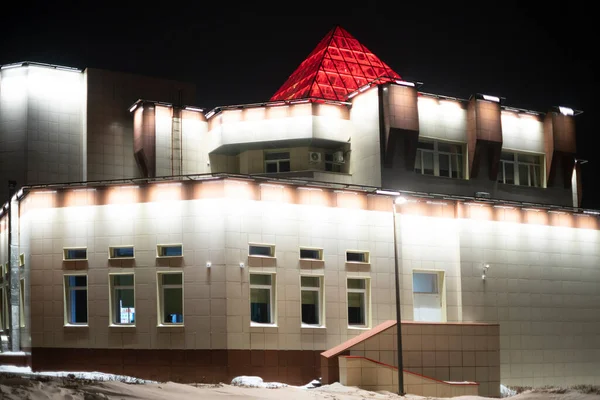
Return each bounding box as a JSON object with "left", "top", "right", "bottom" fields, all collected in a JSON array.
[{"left": 559, "top": 106, "right": 574, "bottom": 116}]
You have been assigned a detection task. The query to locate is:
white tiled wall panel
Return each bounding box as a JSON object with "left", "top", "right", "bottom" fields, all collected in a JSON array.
[
  {"left": 501, "top": 111, "right": 544, "bottom": 153},
  {"left": 349, "top": 87, "right": 382, "bottom": 187},
  {"left": 417, "top": 96, "right": 467, "bottom": 143}
]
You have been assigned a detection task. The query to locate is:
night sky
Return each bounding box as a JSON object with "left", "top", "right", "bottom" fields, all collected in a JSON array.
[{"left": 1, "top": 4, "right": 597, "bottom": 207}]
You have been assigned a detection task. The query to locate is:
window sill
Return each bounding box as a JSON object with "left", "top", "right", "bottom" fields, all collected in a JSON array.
[
  {"left": 109, "top": 257, "right": 135, "bottom": 261},
  {"left": 109, "top": 324, "right": 136, "bottom": 328},
  {"left": 63, "top": 259, "right": 88, "bottom": 262},
  {"left": 63, "top": 324, "right": 88, "bottom": 328},
  {"left": 156, "top": 256, "right": 183, "bottom": 259},
  {"left": 299, "top": 258, "right": 324, "bottom": 262},
  {"left": 301, "top": 324, "right": 326, "bottom": 329},
  {"left": 345, "top": 261, "right": 370, "bottom": 266},
  {"left": 157, "top": 324, "right": 184, "bottom": 328},
  {"left": 250, "top": 322, "right": 278, "bottom": 328},
  {"left": 347, "top": 326, "right": 371, "bottom": 331},
  {"left": 248, "top": 255, "right": 276, "bottom": 259}
]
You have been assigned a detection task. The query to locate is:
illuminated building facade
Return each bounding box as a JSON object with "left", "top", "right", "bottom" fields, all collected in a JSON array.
[{"left": 0, "top": 27, "right": 597, "bottom": 394}]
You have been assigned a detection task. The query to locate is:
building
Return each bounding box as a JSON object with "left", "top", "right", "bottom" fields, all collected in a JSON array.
[{"left": 1, "top": 26, "right": 598, "bottom": 395}]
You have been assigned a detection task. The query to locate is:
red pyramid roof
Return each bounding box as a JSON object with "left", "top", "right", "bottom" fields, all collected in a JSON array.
[{"left": 271, "top": 26, "right": 401, "bottom": 102}]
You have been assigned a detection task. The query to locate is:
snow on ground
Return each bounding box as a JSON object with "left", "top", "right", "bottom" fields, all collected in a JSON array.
[
  {"left": 1, "top": 366, "right": 599, "bottom": 400},
  {"left": 0, "top": 365, "right": 155, "bottom": 383}
]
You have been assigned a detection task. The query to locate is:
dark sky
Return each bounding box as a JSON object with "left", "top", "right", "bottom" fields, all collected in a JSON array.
[{"left": 1, "top": 4, "right": 597, "bottom": 208}]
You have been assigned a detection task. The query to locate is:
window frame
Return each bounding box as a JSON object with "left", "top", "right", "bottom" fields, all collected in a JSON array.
[
  {"left": 63, "top": 247, "right": 88, "bottom": 262},
  {"left": 0, "top": 286, "right": 6, "bottom": 331},
  {"left": 345, "top": 250, "right": 370, "bottom": 264},
  {"left": 300, "top": 275, "right": 324, "bottom": 328},
  {"left": 63, "top": 274, "right": 88, "bottom": 327},
  {"left": 264, "top": 150, "right": 291, "bottom": 173},
  {"left": 498, "top": 151, "right": 544, "bottom": 188},
  {"left": 156, "top": 244, "right": 183, "bottom": 259},
  {"left": 156, "top": 271, "right": 184, "bottom": 327},
  {"left": 109, "top": 273, "right": 136, "bottom": 327},
  {"left": 109, "top": 245, "right": 135, "bottom": 260},
  {"left": 324, "top": 152, "right": 343, "bottom": 173},
  {"left": 346, "top": 277, "right": 370, "bottom": 329},
  {"left": 248, "top": 243, "right": 276, "bottom": 258},
  {"left": 19, "top": 278, "right": 25, "bottom": 328},
  {"left": 249, "top": 272, "right": 276, "bottom": 326},
  {"left": 415, "top": 139, "right": 465, "bottom": 179},
  {"left": 299, "top": 247, "right": 323, "bottom": 261},
  {"left": 412, "top": 271, "right": 440, "bottom": 294}
]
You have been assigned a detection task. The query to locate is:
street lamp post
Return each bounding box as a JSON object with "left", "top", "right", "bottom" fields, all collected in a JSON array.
[
  {"left": 378, "top": 190, "right": 407, "bottom": 395},
  {"left": 392, "top": 195, "right": 406, "bottom": 395}
]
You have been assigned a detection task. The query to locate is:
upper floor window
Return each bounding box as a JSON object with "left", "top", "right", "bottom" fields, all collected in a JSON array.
[
  {"left": 324, "top": 152, "right": 343, "bottom": 172},
  {"left": 415, "top": 140, "right": 464, "bottom": 179},
  {"left": 265, "top": 151, "right": 290, "bottom": 173},
  {"left": 498, "top": 152, "right": 542, "bottom": 187}
]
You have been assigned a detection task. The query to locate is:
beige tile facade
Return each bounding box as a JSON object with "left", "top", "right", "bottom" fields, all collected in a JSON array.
[
  {"left": 339, "top": 355, "right": 479, "bottom": 397},
  {"left": 5, "top": 177, "right": 599, "bottom": 389}
]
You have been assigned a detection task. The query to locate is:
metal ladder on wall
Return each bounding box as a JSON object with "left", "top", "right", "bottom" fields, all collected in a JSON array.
[{"left": 171, "top": 108, "right": 182, "bottom": 176}]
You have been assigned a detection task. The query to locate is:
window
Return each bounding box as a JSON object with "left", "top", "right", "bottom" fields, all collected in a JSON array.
[
  {"left": 19, "top": 278, "right": 25, "bottom": 327},
  {"left": 249, "top": 244, "right": 275, "bottom": 257},
  {"left": 347, "top": 278, "right": 369, "bottom": 327},
  {"left": 415, "top": 140, "right": 464, "bottom": 179},
  {"left": 0, "top": 287, "right": 6, "bottom": 331},
  {"left": 110, "top": 274, "right": 135, "bottom": 325},
  {"left": 250, "top": 273, "right": 275, "bottom": 325},
  {"left": 498, "top": 152, "right": 542, "bottom": 187},
  {"left": 300, "top": 247, "right": 323, "bottom": 261},
  {"left": 325, "top": 153, "right": 342, "bottom": 172},
  {"left": 64, "top": 275, "right": 88, "bottom": 325},
  {"left": 265, "top": 151, "right": 291, "bottom": 173},
  {"left": 301, "top": 276, "right": 323, "bottom": 326},
  {"left": 19, "top": 253, "right": 25, "bottom": 266},
  {"left": 412, "top": 271, "right": 445, "bottom": 322},
  {"left": 157, "top": 272, "right": 183, "bottom": 325},
  {"left": 109, "top": 246, "right": 135, "bottom": 259},
  {"left": 413, "top": 272, "right": 439, "bottom": 294},
  {"left": 157, "top": 244, "right": 183, "bottom": 258},
  {"left": 346, "top": 250, "right": 369, "bottom": 264},
  {"left": 63, "top": 247, "right": 87, "bottom": 261}
]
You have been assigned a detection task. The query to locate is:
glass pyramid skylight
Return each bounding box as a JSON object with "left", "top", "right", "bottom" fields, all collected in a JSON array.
[{"left": 271, "top": 26, "right": 401, "bottom": 102}]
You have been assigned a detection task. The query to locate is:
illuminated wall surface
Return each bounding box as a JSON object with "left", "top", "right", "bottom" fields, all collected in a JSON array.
[
  {"left": 14, "top": 182, "right": 600, "bottom": 387},
  {"left": 0, "top": 65, "right": 85, "bottom": 200}
]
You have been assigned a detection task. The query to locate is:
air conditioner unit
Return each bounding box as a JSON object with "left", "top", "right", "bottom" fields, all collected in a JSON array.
[
  {"left": 309, "top": 152, "right": 322, "bottom": 163},
  {"left": 475, "top": 191, "right": 491, "bottom": 199},
  {"left": 333, "top": 151, "right": 345, "bottom": 163}
]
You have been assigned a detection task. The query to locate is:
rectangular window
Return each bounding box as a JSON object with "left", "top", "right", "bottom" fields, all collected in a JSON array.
[
  {"left": 157, "top": 272, "right": 184, "bottom": 325},
  {"left": 0, "top": 287, "right": 5, "bottom": 330},
  {"left": 324, "top": 153, "right": 342, "bottom": 172},
  {"left": 301, "top": 276, "right": 323, "bottom": 326},
  {"left": 300, "top": 247, "right": 323, "bottom": 261},
  {"left": 109, "top": 246, "right": 135, "bottom": 259},
  {"left": 413, "top": 272, "right": 439, "bottom": 294},
  {"left": 19, "top": 253, "right": 25, "bottom": 266},
  {"left": 156, "top": 244, "right": 183, "bottom": 258},
  {"left": 347, "top": 278, "right": 369, "bottom": 327},
  {"left": 415, "top": 140, "right": 464, "bottom": 179},
  {"left": 19, "top": 278, "right": 25, "bottom": 327},
  {"left": 63, "top": 247, "right": 87, "bottom": 261},
  {"left": 413, "top": 271, "right": 445, "bottom": 322},
  {"left": 250, "top": 273, "right": 275, "bottom": 325},
  {"left": 110, "top": 274, "right": 135, "bottom": 325},
  {"left": 64, "top": 275, "right": 88, "bottom": 325},
  {"left": 265, "top": 151, "right": 291, "bottom": 173},
  {"left": 498, "top": 151, "right": 542, "bottom": 187},
  {"left": 346, "top": 250, "right": 369, "bottom": 264},
  {"left": 249, "top": 244, "right": 275, "bottom": 257}
]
